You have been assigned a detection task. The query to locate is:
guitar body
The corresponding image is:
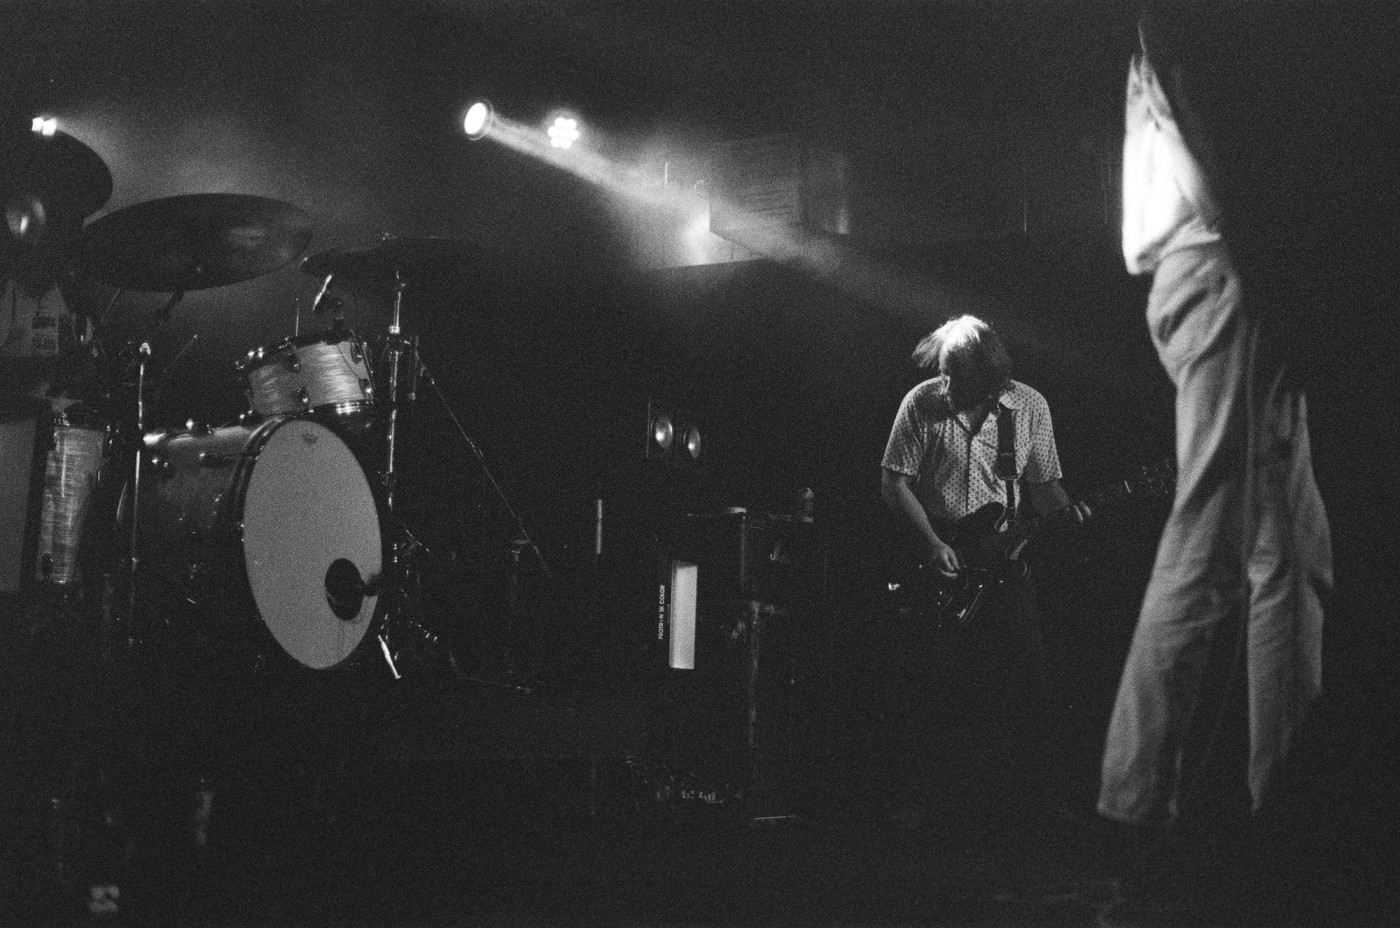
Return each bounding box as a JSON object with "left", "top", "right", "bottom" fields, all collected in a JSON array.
[
  {"left": 940, "top": 502, "right": 1021, "bottom": 570},
  {"left": 919, "top": 503, "right": 1029, "bottom": 631},
  {"left": 889, "top": 458, "right": 1177, "bottom": 638}
]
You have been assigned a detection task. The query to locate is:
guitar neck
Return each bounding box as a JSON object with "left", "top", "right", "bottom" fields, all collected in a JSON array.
[{"left": 1005, "top": 464, "right": 1174, "bottom": 549}]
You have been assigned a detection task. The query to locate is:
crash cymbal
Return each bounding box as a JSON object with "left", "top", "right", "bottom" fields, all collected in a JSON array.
[
  {"left": 301, "top": 236, "right": 471, "bottom": 285},
  {"left": 0, "top": 127, "right": 112, "bottom": 221},
  {"left": 81, "top": 194, "right": 313, "bottom": 292}
]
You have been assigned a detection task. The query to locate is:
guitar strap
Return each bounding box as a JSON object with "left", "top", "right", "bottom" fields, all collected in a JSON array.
[{"left": 995, "top": 403, "right": 1018, "bottom": 518}]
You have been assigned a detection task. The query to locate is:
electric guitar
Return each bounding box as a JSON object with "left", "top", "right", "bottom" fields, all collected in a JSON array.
[{"left": 890, "top": 458, "right": 1176, "bottom": 634}]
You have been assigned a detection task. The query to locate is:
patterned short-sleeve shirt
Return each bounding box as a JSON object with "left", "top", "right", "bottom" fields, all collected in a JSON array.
[{"left": 882, "top": 378, "right": 1064, "bottom": 525}]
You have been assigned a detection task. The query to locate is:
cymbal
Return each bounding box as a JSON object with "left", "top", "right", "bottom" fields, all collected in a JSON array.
[
  {"left": 0, "top": 128, "right": 112, "bottom": 220},
  {"left": 81, "top": 194, "right": 313, "bottom": 292},
  {"left": 301, "top": 236, "right": 471, "bottom": 285}
]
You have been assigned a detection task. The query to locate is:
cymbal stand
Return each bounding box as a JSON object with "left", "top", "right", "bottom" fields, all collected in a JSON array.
[
  {"left": 123, "top": 340, "right": 150, "bottom": 643},
  {"left": 122, "top": 289, "right": 183, "bottom": 647},
  {"left": 373, "top": 272, "right": 464, "bottom": 684},
  {"left": 382, "top": 270, "right": 407, "bottom": 515},
  {"left": 415, "top": 355, "right": 553, "bottom": 587},
  {"left": 417, "top": 351, "right": 550, "bottom": 691}
]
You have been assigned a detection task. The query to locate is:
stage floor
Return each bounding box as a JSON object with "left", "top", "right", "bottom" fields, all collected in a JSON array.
[{"left": 2, "top": 626, "right": 1396, "bottom": 928}]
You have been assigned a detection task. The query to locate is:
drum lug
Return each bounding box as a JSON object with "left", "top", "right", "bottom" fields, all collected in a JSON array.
[
  {"left": 360, "top": 379, "right": 372, "bottom": 395},
  {"left": 236, "top": 345, "right": 265, "bottom": 372},
  {"left": 286, "top": 352, "right": 300, "bottom": 373},
  {"left": 297, "top": 388, "right": 310, "bottom": 407}
]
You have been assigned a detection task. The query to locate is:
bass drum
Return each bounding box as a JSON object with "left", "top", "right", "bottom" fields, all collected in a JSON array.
[{"left": 139, "top": 416, "right": 384, "bottom": 670}]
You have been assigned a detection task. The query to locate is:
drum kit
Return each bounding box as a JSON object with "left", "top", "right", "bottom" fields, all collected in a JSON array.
[{"left": 5, "top": 125, "right": 523, "bottom": 682}]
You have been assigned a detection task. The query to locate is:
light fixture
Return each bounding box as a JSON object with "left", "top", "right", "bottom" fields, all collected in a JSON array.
[
  {"left": 547, "top": 115, "right": 580, "bottom": 150},
  {"left": 463, "top": 100, "right": 493, "bottom": 139},
  {"left": 5, "top": 194, "right": 48, "bottom": 245},
  {"left": 31, "top": 116, "right": 57, "bottom": 137}
]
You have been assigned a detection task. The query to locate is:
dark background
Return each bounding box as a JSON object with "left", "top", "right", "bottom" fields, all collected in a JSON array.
[{"left": 3, "top": 0, "right": 1397, "bottom": 810}]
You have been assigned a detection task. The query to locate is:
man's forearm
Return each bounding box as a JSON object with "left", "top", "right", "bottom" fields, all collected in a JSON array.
[
  {"left": 1024, "top": 479, "right": 1072, "bottom": 519},
  {"left": 882, "top": 479, "right": 945, "bottom": 551}
]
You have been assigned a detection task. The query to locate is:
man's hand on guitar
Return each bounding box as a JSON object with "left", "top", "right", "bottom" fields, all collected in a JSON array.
[{"left": 925, "top": 539, "right": 961, "bottom": 579}]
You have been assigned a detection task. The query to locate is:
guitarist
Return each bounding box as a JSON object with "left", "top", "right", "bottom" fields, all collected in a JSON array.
[{"left": 879, "top": 313, "right": 1090, "bottom": 829}]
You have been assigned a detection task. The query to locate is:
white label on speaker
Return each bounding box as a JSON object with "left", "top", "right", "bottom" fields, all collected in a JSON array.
[{"left": 668, "top": 560, "right": 698, "bottom": 670}]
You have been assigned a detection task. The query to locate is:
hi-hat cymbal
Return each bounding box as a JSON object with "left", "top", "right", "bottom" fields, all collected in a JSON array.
[
  {"left": 81, "top": 194, "right": 314, "bottom": 292},
  {"left": 301, "top": 236, "right": 472, "bottom": 286},
  {"left": 0, "top": 127, "right": 113, "bottom": 220}
]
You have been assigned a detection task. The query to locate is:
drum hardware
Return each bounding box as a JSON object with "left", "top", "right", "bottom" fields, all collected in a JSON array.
[
  {"left": 297, "top": 237, "right": 471, "bottom": 515},
  {"left": 383, "top": 271, "right": 408, "bottom": 512},
  {"left": 124, "top": 341, "right": 151, "bottom": 643},
  {"left": 412, "top": 352, "right": 549, "bottom": 693},
  {"left": 195, "top": 451, "right": 237, "bottom": 469},
  {"left": 300, "top": 236, "right": 553, "bottom": 687},
  {"left": 309, "top": 272, "right": 339, "bottom": 316},
  {"left": 147, "top": 333, "right": 200, "bottom": 424}
]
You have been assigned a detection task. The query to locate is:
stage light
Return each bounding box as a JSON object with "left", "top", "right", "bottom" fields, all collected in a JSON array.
[
  {"left": 5, "top": 194, "right": 48, "bottom": 244},
  {"left": 31, "top": 116, "right": 57, "bottom": 137},
  {"left": 547, "top": 116, "right": 580, "bottom": 150},
  {"left": 463, "top": 100, "right": 492, "bottom": 139}
]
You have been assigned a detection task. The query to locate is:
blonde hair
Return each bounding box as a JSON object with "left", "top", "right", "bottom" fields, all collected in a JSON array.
[{"left": 911, "top": 314, "right": 1013, "bottom": 389}]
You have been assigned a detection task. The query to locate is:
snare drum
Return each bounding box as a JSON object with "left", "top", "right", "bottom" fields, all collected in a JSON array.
[
  {"left": 139, "top": 416, "right": 384, "bottom": 670},
  {"left": 239, "top": 332, "right": 375, "bottom": 429},
  {"left": 34, "top": 414, "right": 110, "bottom": 586}
]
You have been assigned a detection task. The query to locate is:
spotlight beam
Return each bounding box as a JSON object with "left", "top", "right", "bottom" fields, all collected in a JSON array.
[{"left": 464, "top": 101, "right": 958, "bottom": 326}]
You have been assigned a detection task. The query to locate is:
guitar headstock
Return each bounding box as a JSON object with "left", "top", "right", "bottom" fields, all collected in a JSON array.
[
  {"left": 1128, "top": 457, "right": 1177, "bottom": 499},
  {"left": 1081, "top": 456, "right": 1177, "bottom": 512}
]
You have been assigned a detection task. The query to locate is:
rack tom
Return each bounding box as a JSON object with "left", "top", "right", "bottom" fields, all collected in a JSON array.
[{"left": 239, "top": 332, "right": 375, "bottom": 431}]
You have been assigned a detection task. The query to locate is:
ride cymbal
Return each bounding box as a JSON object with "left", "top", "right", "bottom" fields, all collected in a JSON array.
[{"left": 81, "top": 193, "right": 313, "bottom": 292}]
